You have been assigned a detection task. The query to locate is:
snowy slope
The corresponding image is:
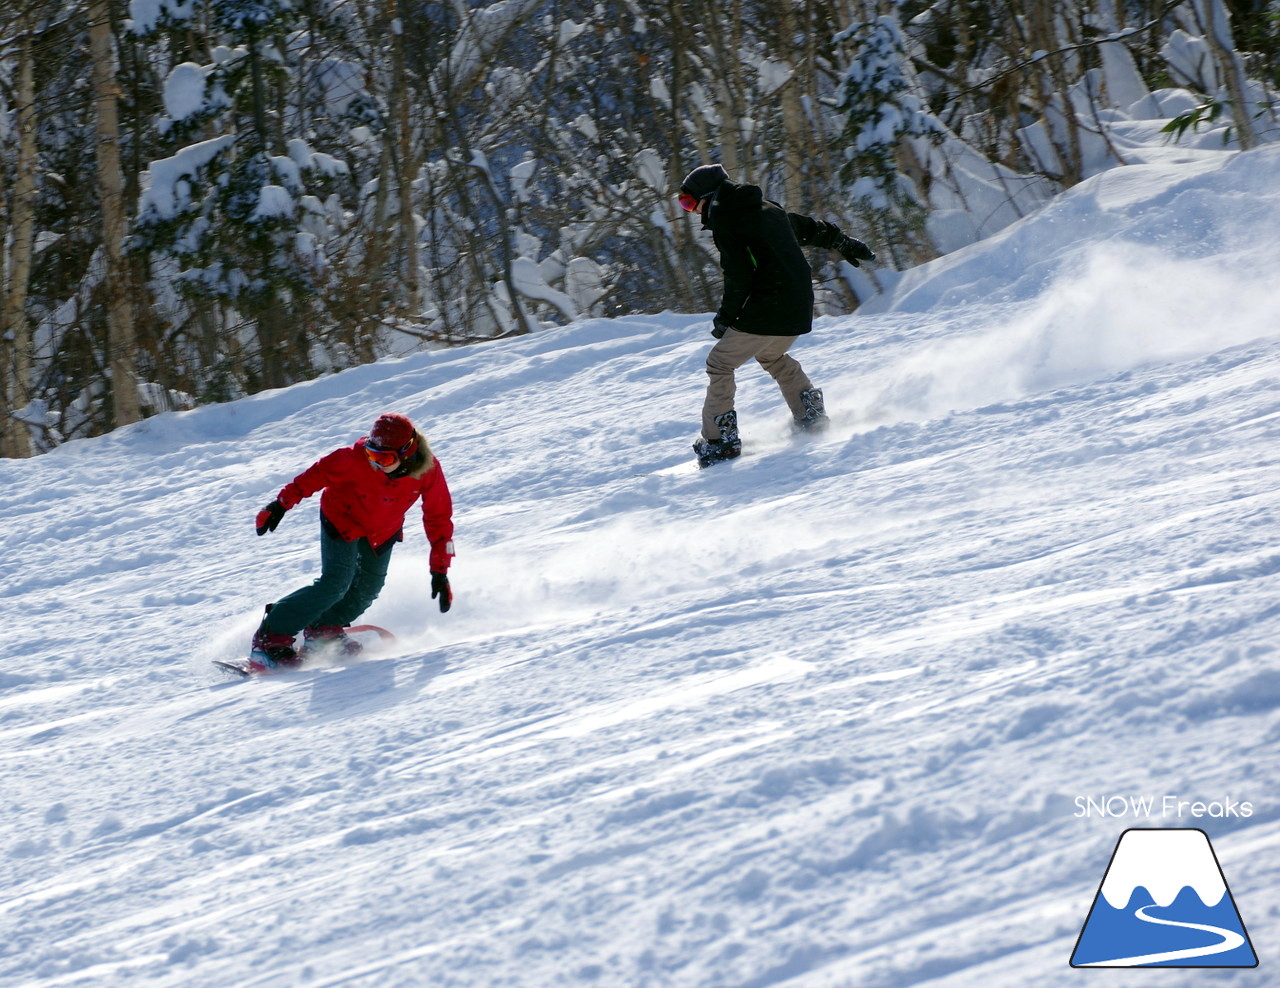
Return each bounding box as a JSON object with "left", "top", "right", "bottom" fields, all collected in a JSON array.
[{"left": 2, "top": 145, "right": 1280, "bottom": 987}]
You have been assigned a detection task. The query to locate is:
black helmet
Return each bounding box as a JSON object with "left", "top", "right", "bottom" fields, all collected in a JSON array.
[{"left": 680, "top": 163, "right": 729, "bottom": 201}]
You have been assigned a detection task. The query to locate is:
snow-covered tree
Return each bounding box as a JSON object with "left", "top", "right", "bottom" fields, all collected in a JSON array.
[
  {"left": 130, "top": 0, "right": 350, "bottom": 391},
  {"left": 835, "top": 6, "right": 942, "bottom": 268}
]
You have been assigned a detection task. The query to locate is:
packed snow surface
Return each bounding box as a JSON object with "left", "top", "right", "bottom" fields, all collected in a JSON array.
[{"left": 3, "top": 145, "right": 1280, "bottom": 986}]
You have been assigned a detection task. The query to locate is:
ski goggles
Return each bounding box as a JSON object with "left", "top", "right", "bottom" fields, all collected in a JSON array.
[
  {"left": 364, "top": 436, "right": 416, "bottom": 467},
  {"left": 677, "top": 192, "right": 700, "bottom": 212}
]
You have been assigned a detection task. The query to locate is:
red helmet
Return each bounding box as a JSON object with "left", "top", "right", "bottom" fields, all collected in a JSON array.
[{"left": 365, "top": 413, "right": 417, "bottom": 466}]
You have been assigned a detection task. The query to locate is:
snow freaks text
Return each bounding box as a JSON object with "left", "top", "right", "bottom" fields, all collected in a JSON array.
[{"left": 1074, "top": 795, "right": 1254, "bottom": 819}]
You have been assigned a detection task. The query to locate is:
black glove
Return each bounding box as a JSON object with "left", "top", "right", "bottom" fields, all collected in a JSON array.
[
  {"left": 431, "top": 571, "right": 452, "bottom": 613},
  {"left": 834, "top": 233, "right": 875, "bottom": 267},
  {"left": 711, "top": 315, "right": 732, "bottom": 339},
  {"left": 256, "top": 500, "right": 286, "bottom": 536}
]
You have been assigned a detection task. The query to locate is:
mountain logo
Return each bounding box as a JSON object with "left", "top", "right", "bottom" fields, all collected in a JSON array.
[{"left": 1071, "top": 828, "right": 1257, "bottom": 968}]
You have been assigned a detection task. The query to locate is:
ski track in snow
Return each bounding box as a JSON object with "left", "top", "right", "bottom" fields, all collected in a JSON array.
[{"left": 2, "top": 146, "right": 1280, "bottom": 986}]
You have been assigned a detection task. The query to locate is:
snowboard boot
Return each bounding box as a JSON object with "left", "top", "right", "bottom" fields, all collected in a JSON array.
[
  {"left": 249, "top": 630, "right": 299, "bottom": 671},
  {"left": 692, "top": 410, "right": 742, "bottom": 467},
  {"left": 795, "top": 388, "right": 829, "bottom": 432},
  {"left": 249, "top": 604, "right": 300, "bottom": 671},
  {"left": 302, "top": 624, "right": 363, "bottom": 658}
]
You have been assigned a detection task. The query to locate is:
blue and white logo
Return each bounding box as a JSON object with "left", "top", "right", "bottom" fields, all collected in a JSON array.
[{"left": 1071, "top": 828, "right": 1257, "bottom": 968}]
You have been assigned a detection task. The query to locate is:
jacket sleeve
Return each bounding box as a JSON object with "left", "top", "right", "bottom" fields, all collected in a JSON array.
[
  {"left": 420, "top": 461, "right": 455, "bottom": 572},
  {"left": 277, "top": 448, "right": 348, "bottom": 509},
  {"left": 788, "top": 212, "right": 842, "bottom": 249}
]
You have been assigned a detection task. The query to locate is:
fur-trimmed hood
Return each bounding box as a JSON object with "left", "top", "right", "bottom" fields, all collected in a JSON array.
[{"left": 392, "top": 428, "right": 435, "bottom": 480}]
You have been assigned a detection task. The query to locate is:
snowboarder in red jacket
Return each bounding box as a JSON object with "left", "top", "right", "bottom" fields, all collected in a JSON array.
[{"left": 250, "top": 412, "right": 455, "bottom": 667}]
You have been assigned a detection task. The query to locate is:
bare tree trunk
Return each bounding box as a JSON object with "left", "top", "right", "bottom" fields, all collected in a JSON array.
[
  {"left": 89, "top": 0, "right": 141, "bottom": 428},
  {"left": 0, "top": 89, "right": 13, "bottom": 455},
  {"left": 1, "top": 22, "right": 37, "bottom": 458},
  {"left": 666, "top": 0, "right": 701, "bottom": 310},
  {"left": 723, "top": 0, "right": 745, "bottom": 177},
  {"left": 1025, "top": 0, "right": 1083, "bottom": 186},
  {"left": 478, "top": 163, "right": 535, "bottom": 337},
  {"left": 388, "top": 0, "right": 422, "bottom": 314},
  {"left": 243, "top": 21, "right": 297, "bottom": 390},
  {"left": 689, "top": 0, "right": 744, "bottom": 176},
  {"left": 777, "top": 0, "right": 808, "bottom": 211},
  {"left": 1191, "top": 0, "right": 1257, "bottom": 149},
  {"left": 668, "top": 0, "right": 685, "bottom": 183}
]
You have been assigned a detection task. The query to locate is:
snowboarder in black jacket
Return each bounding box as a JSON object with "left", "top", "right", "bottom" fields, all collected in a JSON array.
[{"left": 678, "top": 163, "right": 875, "bottom": 466}]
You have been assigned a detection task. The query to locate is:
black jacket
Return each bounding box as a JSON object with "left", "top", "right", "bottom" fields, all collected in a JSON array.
[{"left": 701, "top": 180, "right": 844, "bottom": 336}]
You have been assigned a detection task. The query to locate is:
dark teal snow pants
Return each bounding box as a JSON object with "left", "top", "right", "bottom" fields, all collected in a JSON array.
[{"left": 262, "top": 522, "right": 393, "bottom": 636}]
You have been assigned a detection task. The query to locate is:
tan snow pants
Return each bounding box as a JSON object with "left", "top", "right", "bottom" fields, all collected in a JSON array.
[{"left": 701, "top": 328, "right": 813, "bottom": 440}]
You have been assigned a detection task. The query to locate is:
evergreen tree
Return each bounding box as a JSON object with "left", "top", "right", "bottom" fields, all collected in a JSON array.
[
  {"left": 130, "top": 0, "right": 349, "bottom": 392},
  {"left": 835, "top": 7, "right": 941, "bottom": 268}
]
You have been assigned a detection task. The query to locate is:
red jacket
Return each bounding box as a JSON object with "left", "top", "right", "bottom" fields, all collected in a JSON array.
[{"left": 276, "top": 435, "right": 454, "bottom": 571}]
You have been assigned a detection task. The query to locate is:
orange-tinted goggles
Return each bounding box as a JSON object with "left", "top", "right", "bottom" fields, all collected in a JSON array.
[
  {"left": 364, "top": 436, "right": 415, "bottom": 467},
  {"left": 678, "top": 192, "right": 700, "bottom": 212}
]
